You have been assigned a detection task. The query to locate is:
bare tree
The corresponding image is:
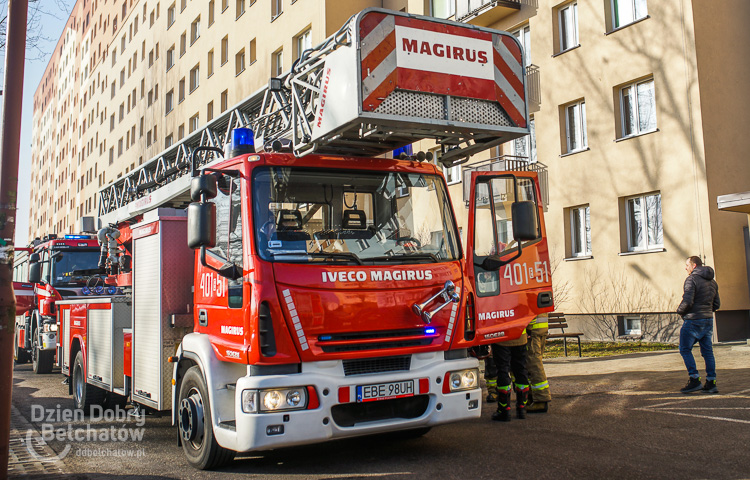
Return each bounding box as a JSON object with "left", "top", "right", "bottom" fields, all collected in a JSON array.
[
  {"left": 0, "top": 0, "right": 75, "bottom": 79},
  {"left": 548, "top": 244, "right": 572, "bottom": 311}
]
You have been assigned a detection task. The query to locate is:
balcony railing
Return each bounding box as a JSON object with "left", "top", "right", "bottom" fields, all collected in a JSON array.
[
  {"left": 456, "top": 0, "right": 521, "bottom": 24},
  {"left": 526, "top": 64, "right": 540, "bottom": 112},
  {"left": 462, "top": 155, "right": 549, "bottom": 210}
]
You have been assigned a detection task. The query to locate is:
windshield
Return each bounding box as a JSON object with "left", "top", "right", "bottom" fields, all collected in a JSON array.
[
  {"left": 252, "top": 167, "right": 461, "bottom": 264},
  {"left": 50, "top": 249, "right": 102, "bottom": 287}
]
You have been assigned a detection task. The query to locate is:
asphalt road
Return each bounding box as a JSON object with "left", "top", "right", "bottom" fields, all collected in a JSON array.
[{"left": 10, "top": 343, "right": 750, "bottom": 479}]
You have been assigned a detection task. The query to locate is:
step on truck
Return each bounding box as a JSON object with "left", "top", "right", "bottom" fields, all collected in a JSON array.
[
  {"left": 54, "top": 8, "right": 553, "bottom": 469},
  {"left": 13, "top": 234, "right": 102, "bottom": 373}
]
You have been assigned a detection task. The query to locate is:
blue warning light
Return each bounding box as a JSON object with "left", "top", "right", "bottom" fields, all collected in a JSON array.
[{"left": 424, "top": 327, "right": 436, "bottom": 335}]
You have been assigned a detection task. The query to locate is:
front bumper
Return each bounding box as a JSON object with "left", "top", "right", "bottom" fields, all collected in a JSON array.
[{"left": 230, "top": 352, "right": 481, "bottom": 452}]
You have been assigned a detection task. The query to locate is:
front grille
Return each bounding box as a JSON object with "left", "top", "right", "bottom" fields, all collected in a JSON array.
[
  {"left": 321, "top": 338, "right": 432, "bottom": 353},
  {"left": 318, "top": 328, "right": 424, "bottom": 342},
  {"left": 331, "top": 395, "right": 430, "bottom": 427},
  {"left": 342, "top": 355, "right": 411, "bottom": 376}
]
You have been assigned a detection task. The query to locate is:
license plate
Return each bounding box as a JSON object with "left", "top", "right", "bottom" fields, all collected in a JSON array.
[{"left": 356, "top": 380, "right": 414, "bottom": 402}]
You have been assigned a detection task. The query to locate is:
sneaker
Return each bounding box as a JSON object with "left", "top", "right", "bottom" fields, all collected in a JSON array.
[
  {"left": 680, "top": 377, "right": 702, "bottom": 394},
  {"left": 702, "top": 380, "right": 718, "bottom": 394}
]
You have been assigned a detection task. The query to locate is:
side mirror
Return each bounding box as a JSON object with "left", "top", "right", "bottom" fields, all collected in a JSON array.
[
  {"left": 190, "top": 174, "right": 218, "bottom": 202},
  {"left": 29, "top": 253, "right": 40, "bottom": 264},
  {"left": 29, "top": 263, "right": 41, "bottom": 283},
  {"left": 511, "top": 201, "right": 538, "bottom": 241},
  {"left": 187, "top": 202, "right": 216, "bottom": 249}
]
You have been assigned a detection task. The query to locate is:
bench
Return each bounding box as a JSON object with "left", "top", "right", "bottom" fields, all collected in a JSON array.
[{"left": 546, "top": 313, "right": 583, "bottom": 357}]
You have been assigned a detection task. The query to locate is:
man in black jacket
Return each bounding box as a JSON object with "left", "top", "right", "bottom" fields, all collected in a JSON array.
[{"left": 677, "top": 256, "right": 720, "bottom": 394}]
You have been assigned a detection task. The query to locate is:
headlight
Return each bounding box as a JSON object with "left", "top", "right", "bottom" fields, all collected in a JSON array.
[
  {"left": 241, "top": 387, "right": 308, "bottom": 413},
  {"left": 445, "top": 368, "right": 479, "bottom": 393},
  {"left": 43, "top": 323, "right": 58, "bottom": 332}
]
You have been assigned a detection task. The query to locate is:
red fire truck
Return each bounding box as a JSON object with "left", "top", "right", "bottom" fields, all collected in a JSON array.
[
  {"left": 55, "top": 9, "right": 553, "bottom": 469},
  {"left": 12, "top": 235, "right": 101, "bottom": 373}
]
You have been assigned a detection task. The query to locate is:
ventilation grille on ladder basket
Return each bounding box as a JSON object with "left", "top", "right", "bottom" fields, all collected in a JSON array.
[
  {"left": 373, "top": 90, "right": 514, "bottom": 127},
  {"left": 343, "top": 355, "right": 412, "bottom": 376}
]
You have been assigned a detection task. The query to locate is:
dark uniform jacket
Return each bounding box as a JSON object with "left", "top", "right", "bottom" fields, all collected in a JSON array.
[{"left": 677, "top": 266, "right": 720, "bottom": 320}]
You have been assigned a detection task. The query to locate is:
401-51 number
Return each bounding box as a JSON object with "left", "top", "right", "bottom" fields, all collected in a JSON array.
[
  {"left": 200, "top": 272, "right": 226, "bottom": 298},
  {"left": 503, "top": 261, "right": 550, "bottom": 287}
]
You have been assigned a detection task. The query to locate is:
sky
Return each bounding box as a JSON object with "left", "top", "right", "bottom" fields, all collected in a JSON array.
[{"left": 0, "top": 0, "right": 75, "bottom": 246}]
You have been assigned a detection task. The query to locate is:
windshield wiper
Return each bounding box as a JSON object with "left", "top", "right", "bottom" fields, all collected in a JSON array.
[
  {"left": 365, "top": 253, "right": 440, "bottom": 264},
  {"left": 271, "top": 251, "right": 363, "bottom": 265}
]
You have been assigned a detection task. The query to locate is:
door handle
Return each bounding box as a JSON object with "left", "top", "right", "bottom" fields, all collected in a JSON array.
[{"left": 198, "top": 309, "right": 208, "bottom": 327}]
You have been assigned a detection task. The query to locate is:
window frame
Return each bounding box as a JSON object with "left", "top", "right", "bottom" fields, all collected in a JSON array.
[
  {"left": 569, "top": 204, "right": 591, "bottom": 257},
  {"left": 625, "top": 192, "right": 662, "bottom": 252},
  {"left": 558, "top": 2, "right": 579, "bottom": 53},
  {"left": 564, "top": 100, "right": 587, "bottom": 154},
  {"left": 619, "top": 77, "right": 657, "bottom": 139},
  {"left": 611, "top": 0, "right": 648, "bottom": 30}
]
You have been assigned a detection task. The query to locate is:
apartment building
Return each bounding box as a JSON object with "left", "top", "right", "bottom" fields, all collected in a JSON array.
[
  {"left": 30, "top": 0, "right": 749, "bottom": 340},
  {"left": 433, "top": 0, "right": 749, "bottom": 340}
]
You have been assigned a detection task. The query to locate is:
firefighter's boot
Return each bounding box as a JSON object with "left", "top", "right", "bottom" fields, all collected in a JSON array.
[
  {"left": 485, "top": 378, "right": 498, "bottom": 403},
  {"left": 515, "top": 384, "right": 529, "bottom": 419},
  {"left": 491, "top": 386, "right": 512, "bottom": 422}
]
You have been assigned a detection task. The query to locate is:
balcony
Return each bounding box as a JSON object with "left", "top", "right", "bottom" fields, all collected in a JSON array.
[
  {"left": 456, "top": 0, "right": 522, "bottom": 26},
  {"left": 526, "top": 64, "right": 541, "bottom": 112},
  {"left": 462, "top": 155, "right": 549, "bottom": 210}
]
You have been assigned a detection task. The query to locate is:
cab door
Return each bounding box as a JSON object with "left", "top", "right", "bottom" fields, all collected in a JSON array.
[{"left": 464, "top": 171, "right": 554, "bottom": 345}]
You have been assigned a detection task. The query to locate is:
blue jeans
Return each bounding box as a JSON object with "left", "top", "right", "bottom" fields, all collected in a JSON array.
[{"left": 679, "top": 319, "right": 716, "bottom": 380}]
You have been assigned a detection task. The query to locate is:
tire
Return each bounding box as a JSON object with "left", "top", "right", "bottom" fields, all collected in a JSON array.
[
  {"left": 72, "top": 351, "right": 104, "bottom": 414},
  {"left": 178, "top": 366, "right": 235, "bottom": 470},
  {"left": 31, "top": 329, "right": 54, "bottom": 374},
  {"left": 13, "top": 329, "right": 29, "bottom": 364}
]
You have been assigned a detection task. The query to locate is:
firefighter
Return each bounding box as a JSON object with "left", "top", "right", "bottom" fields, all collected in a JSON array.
[
  {"left": 491, "top": 328, "right": 529, "bottom": 422},
  {"left": 526, "top": 314, "right": 551, "bottom": 413}
]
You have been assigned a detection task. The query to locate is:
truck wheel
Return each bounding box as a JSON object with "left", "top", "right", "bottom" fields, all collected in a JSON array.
[
  {"left": 13, "top": 330, "right": 29, "bottom": 364},
  {"left": 72, "top": 351, "right": 104, "bottom": 414},
  {"left": 31, "top": 331, "right": 54, "bottom": 374},
  {"left": 178, "top": 366, "right": 235, "bottom": 470}
]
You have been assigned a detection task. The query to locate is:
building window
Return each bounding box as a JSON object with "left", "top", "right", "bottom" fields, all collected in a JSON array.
[
  {"left": 221, "top": 89, "right": 228, "bottom": 112},
  {"left": 191, "top": 17, "right": 200, "bottom": 44},
  {"left": 570, "top": 205, "right": 591, "bottom": 257},
  {"left": 625, "top": 192, "right": 662, "bottom": 252},
  {"left": 221, "top": 35, "right": 229, "bottom": 65},
  {"left": 165, "top": 134, "right": 174, "bottom": 148},
  {"left": 181, "top": 0, "right": 187, "bottom": 12},
  {"left": 295, "top": 29, "right": 311, "bottom": 61},
  {"left": 513, "top": 25, "right": 531, "bottom": 67},
  {"left": 558, "top": 2, "right": 579, "bottom": 52},
  {"left": 512, "top": 116, "right": 536, "bottom": 163},
  {"left": 207, "top": 101, "right": 214, "bottom": 122},
  {"left": 235, "top": 49, "right": 245, "bottom": 75},
  {"left": 149, "top": 49, "right": 154, "bottom": 67},
  {"left": 624, "top": 316, "right": 642, "bottom": 335},
  {"left": 611, "top": 0, "right": 647, "bottom": 29},
  {"left": 564, "top": 100, "right": 587, "bottom": 153},
  {"left": 209, "top": 0, "right": 215, "bottom": 25},
  {"left": 166, "top": 89, "right": 174, "bottom": 113},
  {"left": 273, "top": 49, "right": 283, "bottom": 77},
  {"left": 272, "top": 0, "right": 282, "bottom": 20},
  {"left": 180, "top": 32, "right": 186, "bottom": 56},
  {"left": 619, "top": 78, "right": 656, "bottom": 138},
  {"left": 148, "top": 89, "right": 154, "bottom": 107},
  {"left": 431, "top": 0, "right": 454, "bottom": 19},
  {"left": 249, "top": 39, "right": 256, "bottom": 64},
  {"left": 190, "top": 64, "right": 200, "bottom": 92},
  {"left": 167, "top": 46, "right": 175, "bottom": 70},
  {"left": 236, "top": 0, "right": 245, "bottom": 18},
  {"left": 189, "top": 113, "right": 199, "bottom": 133},
  {"left": 222, "top": 0, "right": 229, "bottom": 12},
  {"left": 179, "top": 77, "right": 186, "bottom": 102},
  {"left": 178, "top": 124, "right": 185, "bottom": 140},
  {"left": 167, "top": 3, "right": 175, "bottom": 28},
  {"left": 207, "top": 49, "right": 214, "bottom": 77}
]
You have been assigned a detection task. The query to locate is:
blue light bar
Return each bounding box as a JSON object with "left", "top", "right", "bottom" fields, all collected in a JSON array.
[
  {"left": 392, "top": 144, "right": 413, "bottom": 158},
  {"left": 64, "top": 235, "right": 92, "bottom": 239},
  {"left": 94, "top": 286, "right": 104, "bottom": 295},
  {"left": 424, "top": 327, "right": 436, "bottom": 335},
  {"left": 319, "top": 335, "right": 332, "bottom": 341},
  {"left": 81, "top": 286, "right": 91, "bottom": 295},
  {"left": 107, "top": 286, "right": 118, "bottom": 295}
]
